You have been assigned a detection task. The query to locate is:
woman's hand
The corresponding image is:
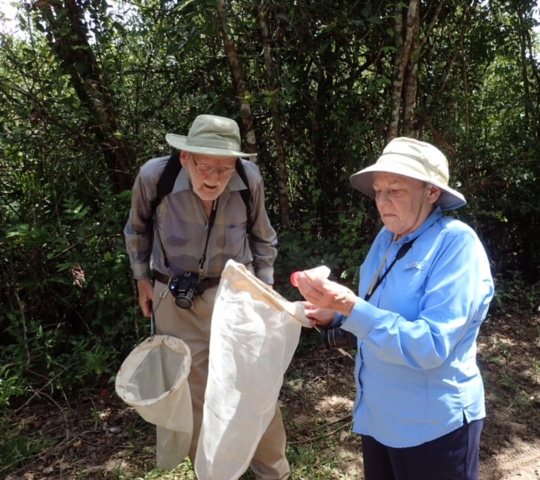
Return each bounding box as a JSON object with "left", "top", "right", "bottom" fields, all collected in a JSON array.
[
  {"left": 296, "top": 275, "right": 357, "bottom": 317},
  {"left": 303, "top": 303, "right": 337, "bottom": 327}
]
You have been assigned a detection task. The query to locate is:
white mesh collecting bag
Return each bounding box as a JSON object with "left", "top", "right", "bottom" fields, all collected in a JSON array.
[
  {"left": 195, "top": 260, "right": 309, "bottom": 480},
  {"left": 115, "top": 335, "right": 193, "bottom": 437}
]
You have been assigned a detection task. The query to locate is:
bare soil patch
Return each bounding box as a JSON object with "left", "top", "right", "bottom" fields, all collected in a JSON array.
[
  {"left": 3, "top": 312, "right": 540, "bottom": 479},
  {"left": 477, "top": 312, "right": 540, "bottom": 479}
]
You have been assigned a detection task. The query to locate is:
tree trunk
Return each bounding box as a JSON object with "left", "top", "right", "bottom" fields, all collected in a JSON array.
[
  {"left": 403, "top": 7, "right": 420, "bottom": 136},
  {"left": 35, "top": 0, "right": 135, "bottom": 192},
  {"left": 387, "top": 0, "right": 419, "bottom": 142},
  {"left": 259, "top": 4, "right": 291, "bottom": 229},
  {"left": 216, "top": 0, "right": 258, "bottom": 156}
]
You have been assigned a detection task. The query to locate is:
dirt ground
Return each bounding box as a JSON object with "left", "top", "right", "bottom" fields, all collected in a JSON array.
[
  {"left": 3, "top": 311, "right": 540, "bottom": 479},
  {"left": 475, "top": 311, "right": 540, "bottom": 479}
]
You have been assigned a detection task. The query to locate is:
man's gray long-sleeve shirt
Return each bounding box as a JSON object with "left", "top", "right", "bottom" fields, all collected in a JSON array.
[{"left": 124, "top": 155, "right": 277, "bottom": 284}]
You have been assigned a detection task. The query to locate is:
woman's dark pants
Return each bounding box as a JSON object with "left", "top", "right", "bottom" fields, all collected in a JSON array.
[{"left": 361, "top": 419, "right": 484, "bottom": 480}]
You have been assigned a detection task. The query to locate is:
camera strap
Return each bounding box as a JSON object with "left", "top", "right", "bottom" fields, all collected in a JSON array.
[
  {"left": 198, "top": 198, "right": 219, "bottom": 274},
  {"left": 364, "top": 237, "right": 417, "bottom": 302}
]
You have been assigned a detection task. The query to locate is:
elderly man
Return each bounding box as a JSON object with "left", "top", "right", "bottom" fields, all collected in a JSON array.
[
  {"left": 124, "top": 114, "right": 290, "bottom": 479},
  {"left": 294, "top": 137, "right": 494, "bottom": 480}
]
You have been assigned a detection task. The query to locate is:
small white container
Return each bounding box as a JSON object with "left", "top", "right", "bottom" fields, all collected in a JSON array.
[{"left": 290, "top": 265, "right": 330, "bottom": 286}]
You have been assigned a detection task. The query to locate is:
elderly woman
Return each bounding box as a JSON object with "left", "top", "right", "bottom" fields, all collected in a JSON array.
[{"left": 294, "top": 137, "right": 494, "bottom": 480}]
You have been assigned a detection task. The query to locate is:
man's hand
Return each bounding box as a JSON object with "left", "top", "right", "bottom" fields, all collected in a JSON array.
[
  {"left": 295, "top": 276, "right": 357, "bottom": 317},
  {"left": 137, "top": 279, "right": 154, "bottom": 318}
]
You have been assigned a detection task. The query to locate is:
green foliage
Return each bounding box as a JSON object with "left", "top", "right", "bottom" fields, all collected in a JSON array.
[
  {"left": 491, "top": 270, "right": 540, "bottom": 315},
  {"left": 274, "top": 216, "right": 370, "bottom": 303},
  {"left": 0, "top": 181, "right": 142, "bottom": 404},
  {"left": 0, "top": 366, "right": 27, "bottom": 408}
]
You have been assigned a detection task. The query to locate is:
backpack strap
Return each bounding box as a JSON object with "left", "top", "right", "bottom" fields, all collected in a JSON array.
[
  {"left": 151, "top": 151, "right": 181, "bottom": 213},
  {"left": 235, "top": 159, "right": 252, "bottom": 234}
]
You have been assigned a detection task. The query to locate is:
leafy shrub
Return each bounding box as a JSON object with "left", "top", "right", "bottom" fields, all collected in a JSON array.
[{"left": 0, "top": 188, "right": 144, "bottom": 407}]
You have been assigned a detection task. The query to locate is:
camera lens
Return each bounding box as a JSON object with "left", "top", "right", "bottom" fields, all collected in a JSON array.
[
  {"left": 321, "top": 327, "right": 357, "bottom": 350},
  {"left": 175, "top": 295, "right": 193, "bottom": 309},
  {"left": 168, "top": 273, "right": 199, "bottom": 309}
]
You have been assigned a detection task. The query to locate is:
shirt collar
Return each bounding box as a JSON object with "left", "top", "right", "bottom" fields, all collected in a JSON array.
[
  {"left": 173, "top": 166, "right": 191, "bottom": 193},
  {"left": 226, "top": 170, "right": 248, "bottom": 192}
]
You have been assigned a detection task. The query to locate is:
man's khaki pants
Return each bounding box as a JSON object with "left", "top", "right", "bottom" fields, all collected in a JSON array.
[{"left": 153, "top": 280, "right": 290, "bottom": 480}]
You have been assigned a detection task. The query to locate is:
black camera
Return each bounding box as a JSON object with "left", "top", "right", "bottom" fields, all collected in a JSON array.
[
  {"left": 320, "top": 326, "right": 357, "bottom": 350},
  {"left": 169, "top": 272, "right": 200, "bottom": 309}
]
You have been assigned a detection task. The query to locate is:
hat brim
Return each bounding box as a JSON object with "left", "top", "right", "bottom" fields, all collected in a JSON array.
[
  {"left": 349, "top": 163, "right": 467, "bottom": 211},
  {"left": 166, "top": 133, "right": 257, "bottom": 158}
]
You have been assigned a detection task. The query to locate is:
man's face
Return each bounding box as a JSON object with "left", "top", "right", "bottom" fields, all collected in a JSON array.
[
  {"left": 181, "top": 152, "right": 237, "bottom": 201},
  {"left": 373, "top": 172, "right": 440, "bottom": 237}
]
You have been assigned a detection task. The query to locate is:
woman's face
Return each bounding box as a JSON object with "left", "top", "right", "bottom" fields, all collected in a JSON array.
[
  {"left": 181, "top": 151, "right": 237, "bottom": 201},
  {"left": 373, "top": 172, "right": 441, "bottom": 237}
]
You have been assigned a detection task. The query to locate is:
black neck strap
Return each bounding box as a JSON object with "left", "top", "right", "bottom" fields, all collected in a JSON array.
[
  {"left": 198, "top": 198, "right": 219, "bottom": 273},
  {"left": 364, "top": 237, "right": 417, "bottom": 302}
]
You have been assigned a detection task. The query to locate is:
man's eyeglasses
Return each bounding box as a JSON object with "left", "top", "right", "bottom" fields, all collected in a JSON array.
[{"left": 190, "top": 154, "right": 236, "bottom": 178}]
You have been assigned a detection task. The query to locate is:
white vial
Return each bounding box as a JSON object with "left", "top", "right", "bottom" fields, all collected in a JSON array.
[{"left": 291, "top": 265, "right": 330, "bottom": 286}]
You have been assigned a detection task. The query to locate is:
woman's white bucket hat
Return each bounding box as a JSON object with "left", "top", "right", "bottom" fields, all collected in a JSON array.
[
  {"left": 349, "top": 137, "right": 466, "bottom": 211},
  {"left": 165, "top": 114, "right": 257, "bottom": 158}
]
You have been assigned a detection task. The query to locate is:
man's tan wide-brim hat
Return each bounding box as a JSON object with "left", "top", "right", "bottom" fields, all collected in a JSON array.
[
  {"left": 349, "top": 137, "right": 466, "bottom": 211},
  {"left": 166, "top": 114, "right": 257, "bottom": 158}
]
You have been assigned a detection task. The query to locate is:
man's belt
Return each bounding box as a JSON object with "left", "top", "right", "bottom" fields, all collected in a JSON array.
[{"left": 153, "top": 271, "right": 221, "bottom": 292}]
